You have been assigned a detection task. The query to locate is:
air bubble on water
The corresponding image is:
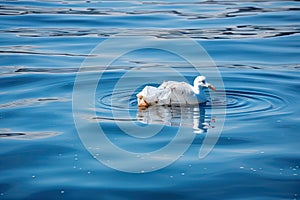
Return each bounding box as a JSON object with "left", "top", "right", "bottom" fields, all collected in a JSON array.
[
  {"left": 74, "top": 158, "right": 78, "bottom": 161},
  {"left": 240, "top": 166, "right": 244, "bottom": 169},
  {"left": 140, "top": 170, "right": 145, "bottom": 173},
  {"left": 260, "top": 151, "right": 264, "bottom": 154},
  {"left": 181, "top": 173, "right": 185, "bottom": 176},
  {"left": 0, "top": 193, "right": 3, "bottom": 196},
  {"left": 60, "top": 190, "right": 65, "bottom": 194},
  {"left": 188, "top": 164, "right": 192, "bottom": 167},
  {"left": 87, "top": 171, "right": 91, "bottom": 174},
  {"left": 293, "top": 173, "right": 298, "bottom": 176},
  {"left": 170, "top": 175, "right": 173, "bottom": 178},
  {"left": 250, "top": 168, "right": 256, "bottom": 172},
  {"left": 32, "top": 175, "right": 36, "bottom": 178},
  {"left": 294, "top": 195, "right": 298, "bottom": 200},
  {"left": 73, "top": 166, "right": 76, "bottom": 169}
]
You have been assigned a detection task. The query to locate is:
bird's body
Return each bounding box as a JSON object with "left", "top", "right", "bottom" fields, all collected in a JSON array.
[
  {"left": 159, "top": 81, "right": 199, "bottom": 105},
  {"left": 137, "top": 76, "right": 215, "bottom": 107}
]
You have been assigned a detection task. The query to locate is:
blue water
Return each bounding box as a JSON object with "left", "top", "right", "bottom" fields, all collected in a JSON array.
[{"left": 1, "top": 0, "right": 300, "bottom": 199}]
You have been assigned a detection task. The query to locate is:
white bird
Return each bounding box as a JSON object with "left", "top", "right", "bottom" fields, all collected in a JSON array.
[{"left": 136, "top": 76, "right": 216, "bottom": 107}]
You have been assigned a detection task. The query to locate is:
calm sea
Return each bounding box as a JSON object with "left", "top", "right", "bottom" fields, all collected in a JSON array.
[{"left": 0, "top": 0, "right": 300, "bottom": 199}]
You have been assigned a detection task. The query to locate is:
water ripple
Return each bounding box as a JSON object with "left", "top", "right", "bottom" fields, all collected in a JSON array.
[
  {"left": 209, "top": 89, "right": 288, "bottom": 119},
  {"left": 1, "top": 26, "right": 299, "bottom": 39},
  {"left": 0, "top": 131, "right": 60, "bottom": 140},
  {"left": 1, "top": 0, "right": 299, "bottom": 39},
  {"left": 0, "top": 0, "right": 299, "bottom": 199},
  {"left": 0, "top": 97, "right": 69, "bottom": 108}
]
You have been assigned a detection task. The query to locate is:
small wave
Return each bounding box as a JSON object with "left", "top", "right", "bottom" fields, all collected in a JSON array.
[
  {"left": 206, "top": 89, "right": 289, "bottom": 120},
  {"left": 0, "top": 97, "right": 69, "bottom": 109},
  {"left": 0, "top": 131, "right": 60, "bottom": 140},
  {"left": 1, "top": 26, "right": 299, "bottom": 39}
]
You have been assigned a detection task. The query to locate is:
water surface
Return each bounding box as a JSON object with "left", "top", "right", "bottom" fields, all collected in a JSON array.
[{"left": 0, "top": 0, "right": 300, "bottom": 199}]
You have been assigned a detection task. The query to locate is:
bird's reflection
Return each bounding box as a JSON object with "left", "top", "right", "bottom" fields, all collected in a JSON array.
[{"left": 137, "top": 105, "right": 214, "bottom": 134}]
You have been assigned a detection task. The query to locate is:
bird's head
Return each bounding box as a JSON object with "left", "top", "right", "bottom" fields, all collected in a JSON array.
[{"left": 194, "top": 76, "right": 216, "bottom": 91}]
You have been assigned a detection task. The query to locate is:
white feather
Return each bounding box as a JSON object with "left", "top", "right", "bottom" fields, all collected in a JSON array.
[
  {"left": 136, "top": 76, "right": 215, "bottom": 107},
  {"left": 158, "top": 81, "right": 198, "bottom": 104}
]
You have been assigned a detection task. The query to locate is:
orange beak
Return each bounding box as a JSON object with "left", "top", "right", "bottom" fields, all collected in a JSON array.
[{"left": 208, "top": 84, "right": 216, "bottom": 91}]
